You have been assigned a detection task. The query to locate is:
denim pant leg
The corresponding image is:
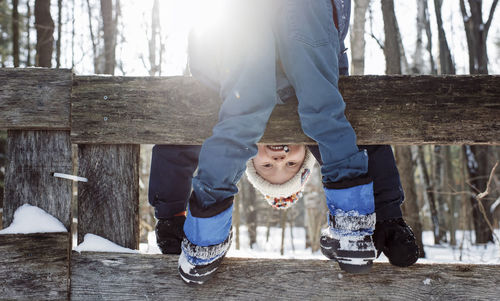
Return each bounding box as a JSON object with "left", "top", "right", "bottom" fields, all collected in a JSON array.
[
  {"left": 308, "top": 145, "right": 404, "bottom": 220},
  {"left": 191, "top": 2, "right": 277, "bottom": 211},
  {"left": 274, "top": 0, "right": 368, "bottom": 184},
  {"left": 148, "top": 145, "right": 201, "bottom": 219}
]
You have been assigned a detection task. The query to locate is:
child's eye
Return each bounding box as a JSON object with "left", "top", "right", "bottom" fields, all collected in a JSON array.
[
  {"left": 287, "top": 162, "right": 297, "bottom": 167},
  {"left": 263, "top": 163, "right": 273, "bottom": 168}
]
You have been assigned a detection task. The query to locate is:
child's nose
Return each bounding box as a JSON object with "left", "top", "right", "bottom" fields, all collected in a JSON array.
[{"left": 272, "top": 154, "right": 286, "bottom": 161}]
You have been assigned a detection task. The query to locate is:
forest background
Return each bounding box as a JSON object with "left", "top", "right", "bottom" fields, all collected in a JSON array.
[{"left": 0, "top": 0, "right": 499, "bottom": 260}]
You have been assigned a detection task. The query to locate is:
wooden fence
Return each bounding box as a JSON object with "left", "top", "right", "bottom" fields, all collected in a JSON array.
[{"left": 1, "top": 68, "right": 500, "bottom": 300}]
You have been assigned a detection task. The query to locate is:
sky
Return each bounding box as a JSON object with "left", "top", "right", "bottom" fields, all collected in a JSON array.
[{"left": 68, "top": 0, "right": 500, "bottom": 76}]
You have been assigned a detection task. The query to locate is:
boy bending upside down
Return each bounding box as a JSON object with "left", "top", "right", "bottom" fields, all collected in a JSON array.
[{"left": 150, "top": 0, "right": 418, "bottom": 284}]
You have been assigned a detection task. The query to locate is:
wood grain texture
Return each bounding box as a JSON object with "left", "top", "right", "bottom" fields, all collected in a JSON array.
[
  {"left": 3, "top": 130, "right": 73, "bottom": 229},
  {"left": 77, "top": 144, "right": 140, "bottom": 249},
  {"left": 0, "top": 233, "right": 70, "bottom": 300},
  {"left": 71, "top": 74, "right": 500, "bottom": 145},
  {"left": 71, "top": 252, "right": 500, "bottom": 300},
  {"left": 0, "top": 68, "right": 72, "bottom": 129}
]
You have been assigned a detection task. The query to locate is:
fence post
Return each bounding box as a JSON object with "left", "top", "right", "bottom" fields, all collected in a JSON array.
[
  {"left": 3, "top": 130, "right": 73, "bottom": 229},
  {"left": 77, "top": 144, "right": 140, "bottom": 249}
]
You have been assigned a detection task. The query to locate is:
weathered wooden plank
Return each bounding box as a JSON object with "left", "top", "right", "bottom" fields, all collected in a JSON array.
[
  {"left": 3, "top": 130, "right": 73, "bottom": 229},
  {"left": 71, "top": 75, "right": 500, "bottom": 145},
  {"left": 77, "top": 144, "right": 140, "bottom": 249},
  {"left": 0, "top": 233, "right": 70, "bottom": 300},
  {"left": 71, "top": 252, "right": 500, "bottom": 300},
  {"left": 0, "top": 68, "right": 72, "bottom": 129}
]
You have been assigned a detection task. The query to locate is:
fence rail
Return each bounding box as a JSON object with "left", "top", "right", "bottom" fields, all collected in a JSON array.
[
  {"left": 2, "top": 68, "right": 500, "bottom": 144},
  {"left": 1, "top": 68, "right": 500, "bottom": 300}
]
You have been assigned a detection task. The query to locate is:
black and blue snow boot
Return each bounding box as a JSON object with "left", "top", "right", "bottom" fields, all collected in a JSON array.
[
  {"left": 320, "top": 177, "right": 377, "bottom": 274},
  {"left": 155, "top": 215, "right": 186, "bottom": 255},
  {"left": 178, "top": 195, "right": 234, "bottom": 284},
  {"left": 178, "top": 230, "right": 232, "bottom": 284},
  {"left": 373, "top": 218, "right": 419, "bottom": 267}
]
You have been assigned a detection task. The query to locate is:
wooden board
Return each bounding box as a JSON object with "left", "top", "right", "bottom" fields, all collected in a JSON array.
[
  {"left": 0, "top": 233, "right": 70, "bottom": 300},
  {"left": 71, "top": 252, "right": 500, "bottom": 300},
  {"left": 71, "top": 75, "right": 500, "bottom": 145},
  {"left": 0, "top": 68, "right": 72, "bottom": 129},
  {"left": 77, "top": 144, "right": 140, "bottom": 249},
  {"left": 3, "top": 130, "right": 73, "bottom": 229}
]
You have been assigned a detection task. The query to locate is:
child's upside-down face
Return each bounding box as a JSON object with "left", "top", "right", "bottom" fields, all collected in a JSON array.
[{"left": 253, "top": 145, "right": 306, "bottom": 184}]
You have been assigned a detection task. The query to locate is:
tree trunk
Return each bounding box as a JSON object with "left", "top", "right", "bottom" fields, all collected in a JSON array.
[
  {"left": 56, "top": 0, "right": 62, "bottom": 68},
  {"left": 413, "top": 0, "right": 425, "bottom": 74},
  {"left": 12, "top": 0, "right": 19, "bottom": 67},
  {"left": 35, "top": 0, "right": 54, "bottom": 67},
  {"left": 413, "top": 0, "right": 436, "bottom": 74},
  {"left": 433, "top": 145, "right": 448, "bottom": 243},
  {"left": 459, "top": 0, "right": 497, "bottom": 244},
  {"left": 86, "top": 0, "right": 98, "bottom": 73},
  {"left": 396, "top": 146, "right": 425, "bottom": 257},
  {"left": 280, "top": 210, "right": 287, "bottom": 256},
  {"left": 303, "top": 165, "right": 326, "bottom": 253},
  {"left": 148, "top": 0, "right": 161, "bottom": 76},
  {"left": 417, "top": 146, "right": 441, "bottom": 244},
  {"left": 100, "top": 0, "right": 116, "bottom": 75},
  {"left": 423, "top": 0, "right": 436, "bottom": 74},
  {"left": 463, "top": 145, "right": 494, "bottom": 243},
  {"left": 381, "top": 0, "right": 401, "bottom": 75},
  {"left": 350, "top": 0, "right": 370, "bottom": 75},
  {"left": 444, "top": 146, "right": 456, "bottom": 246},
  {"left": 26, "top": 0, "right": 32, "bottom": 66},
  {"left": 433, "top": 0, "right": 455, "bottom": 74}
]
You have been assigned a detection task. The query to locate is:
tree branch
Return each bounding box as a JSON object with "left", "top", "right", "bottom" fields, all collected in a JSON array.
[
  {"left": 476, "top": 161, "right": 499, "bottom": 200},
  {"left": 459, "top": 0, "right": 468, "bottom": 20},
  {"left": 475, "top": 161, "right": 500, "bottom": 247},
  {"left": 484, "top": 0, "right": 499, "bottom": 37}
]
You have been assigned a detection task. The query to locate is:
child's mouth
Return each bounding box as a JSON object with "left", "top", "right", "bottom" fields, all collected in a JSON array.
[{"left": 267, "top": 145, "right": 289, "bottom": 153}]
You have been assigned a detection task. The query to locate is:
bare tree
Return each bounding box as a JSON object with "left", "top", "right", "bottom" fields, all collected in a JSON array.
[
  {"left": 433, "top": 0, "right": 455, "bottom": 74},
  {"left": 381, "top": 0, "right": 401, "bottom": 74},
  {"left": 459, "top": 0, "right": 498, "bottom": 244},
  {"left": 413, "top": 0, "right": 436, "bottom": 74},
  {"left": 351, "top": 0, "right": 370, "bottom": 75},
  {"left": 147, "top": 0, "right": 164, "bottom": 76},
  {"left": 417, "top": 146, "right": 442, "bottom": 244},
  {"left": 35, "top": 0, "right": 54, "bottom": 67},
  {"left": 433, "top": 145, "right": 448, "bottom": 243},
  {"left": 86, "top": 0, "right": 99, "bottom": 73},
  {"left": 12, "top": 0, "right": 19, "bottom": 67},
  {"left": 100, "top": 0, "right": 119, "bottom": 75},
  {"left": 459, "top": 0, "right": 498, "bottom": 74},
  {"left": 26, "top": 0, "right": 32, "bottom": 66},
  {"left": 56, "top": 0, "right": 62, "bottom": 68}
]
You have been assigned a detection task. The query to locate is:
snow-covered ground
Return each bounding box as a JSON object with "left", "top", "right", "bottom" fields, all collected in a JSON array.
[{"left": 141, "top": 225, "right": 500, "bottom": 264}]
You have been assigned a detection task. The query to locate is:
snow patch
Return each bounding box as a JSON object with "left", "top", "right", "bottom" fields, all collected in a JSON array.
[
  {"left": 74, "top": 233, "right": 138, "bottom": 254},
  {"left": 0, "top": 204, "right": 66, "bottom": 234},
  {"left": 423, "top": 278, "right": 431, "bottom": 285}
]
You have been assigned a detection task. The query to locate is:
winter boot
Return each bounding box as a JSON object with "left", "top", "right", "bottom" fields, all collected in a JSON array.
[
  {"left": 320, "top": 178, "right": 377, "bottom": 273},
  {"left": 155, "top": 215, "right": 186, "bottom": 255},
  {"left": 178, "top": 197, "right": 233, "bottom": 284},
  {"left": 373, "top": 218, "right": 419, "bottom": 267},
  {"left": 178, "top": 230, "right": 232, "bottom": 284}
]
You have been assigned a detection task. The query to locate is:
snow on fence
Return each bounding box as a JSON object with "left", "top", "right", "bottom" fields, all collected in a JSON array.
[{"left": 1, "top": 68, "right": 500, "bottom": 300}]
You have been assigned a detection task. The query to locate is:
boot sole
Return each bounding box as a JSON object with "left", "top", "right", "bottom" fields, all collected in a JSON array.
[{"left": 178, "top": 253, "right": 226, "bottom": 285}]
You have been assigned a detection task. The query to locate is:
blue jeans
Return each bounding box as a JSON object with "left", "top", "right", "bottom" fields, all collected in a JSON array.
[{"left": 188, "top": 0, "right": 367, "bottom": 212}]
